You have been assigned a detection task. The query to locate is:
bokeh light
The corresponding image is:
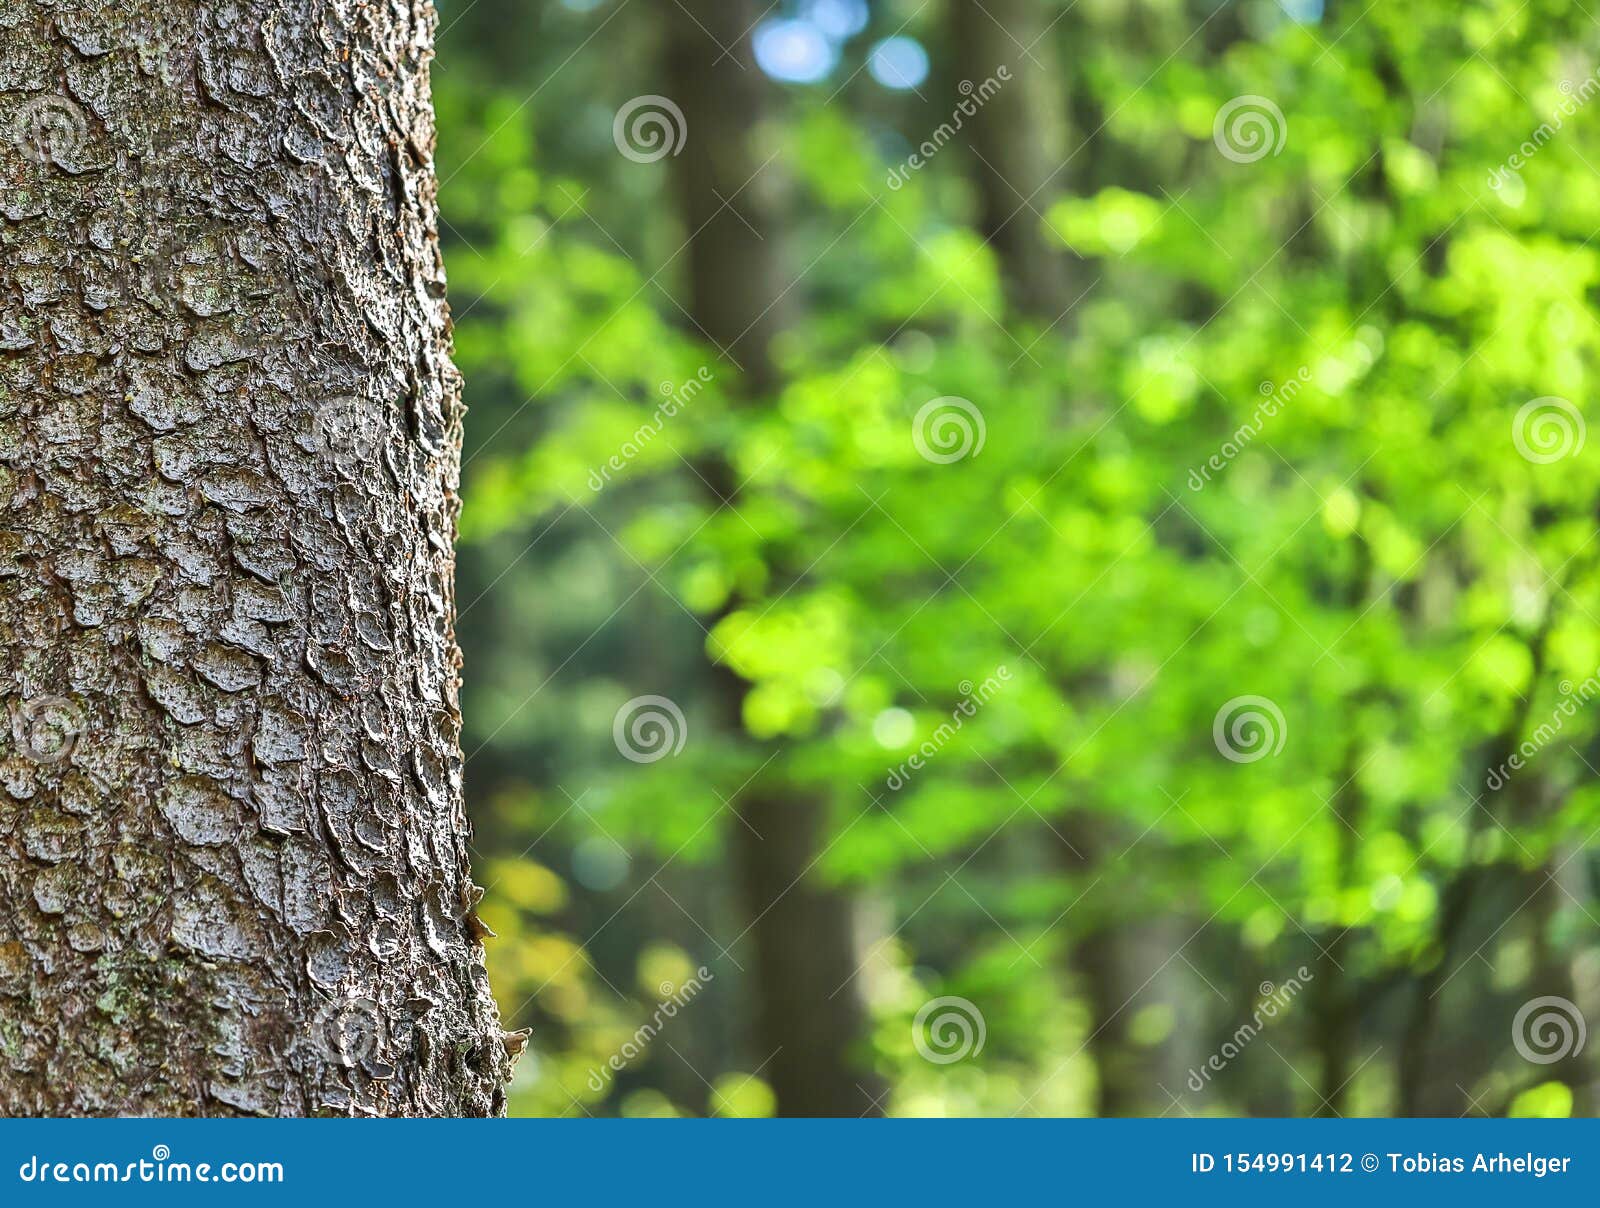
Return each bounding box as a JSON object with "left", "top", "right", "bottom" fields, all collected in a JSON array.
[
  {"left": 803, "top": 0, "right": 870, "bottom": 41},
  {"left": 868, "top": 35, "right": 929, "bottom": 90},
  {"left": 754, "top": 18, "right": 839, "bottom": 84}
]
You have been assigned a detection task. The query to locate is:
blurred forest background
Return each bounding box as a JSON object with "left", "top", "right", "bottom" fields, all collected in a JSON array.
[{"left": 431, "top": 0, "right": 1600, "bottom": 1116}]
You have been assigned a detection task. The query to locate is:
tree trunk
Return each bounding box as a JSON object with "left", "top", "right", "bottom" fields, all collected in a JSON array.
[
  {"left": 1523, "top": 858, "right": 1591, "bottom": 1114},
  {"left": 948, "top": 0, "right": 1075, "bottom": 320},
  {"left": 663, "top": 0, "right": 882, "bottom": 1116},
  {"left": 948, "top": 3, "right": 1185, "bottom": 1113},
  {"left": 1309, "top": 744, "right": 1361, "bottom": 1117},
  {"left": 1397, "top": 614, "right": 1555, "bottom": 1116},
  {"left": 1056, "top": 818, "right": 1199, "bottom": 1116},
  {"left": 0, "top": 0, "right": 510, "bottom": 1115}
]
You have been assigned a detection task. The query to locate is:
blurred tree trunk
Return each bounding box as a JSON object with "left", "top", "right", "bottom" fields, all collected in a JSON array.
[
  {"left": 1307, "top": 550, "right": 1377, "bottom": 1117},
  {"left": 1308, "top": 784, "right": 1357, "bottom": 1117},
  {"left": 1523, "top": 860, "right": 1591, "bottom": 1113},
  {"left": 1397, "top": 617, "right": 1555, "bottom": 1116},
  {"left": 663, "top": 0, "right": 882, "bottom": 1117},
  {"left": 0, "top": 0, "right": 511, "bottom": 1115},
  {"left": 1396, "top": 866, "right": 1481, "bottom": 1116},
  {"left": 949, "top": 0, "right": 1076, "bottom": 320},
  {"left": 950, "top": 1, "right": 1196, "bottom": 1113},
  {"left": 1056, "top": 820, "right": 1199, "bottom": 1115}
]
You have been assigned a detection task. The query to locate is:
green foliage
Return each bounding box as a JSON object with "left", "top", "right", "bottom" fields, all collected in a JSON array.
[{"left": 436, "top": 0, "right": 1600, "bottom": 1117}]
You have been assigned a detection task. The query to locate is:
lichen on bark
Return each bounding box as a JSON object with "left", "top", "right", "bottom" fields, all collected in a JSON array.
[{"left": 0, "top": 0, "right": 511, "bottom": 1116}]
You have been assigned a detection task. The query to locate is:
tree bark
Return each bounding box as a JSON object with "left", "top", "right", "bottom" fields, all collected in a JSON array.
[
  {"left": 0, "top": 0, "right": 510, "bottom": 1115},
  {"left": 663, "top": 0, "right": 883, "bottom": 1116}
]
